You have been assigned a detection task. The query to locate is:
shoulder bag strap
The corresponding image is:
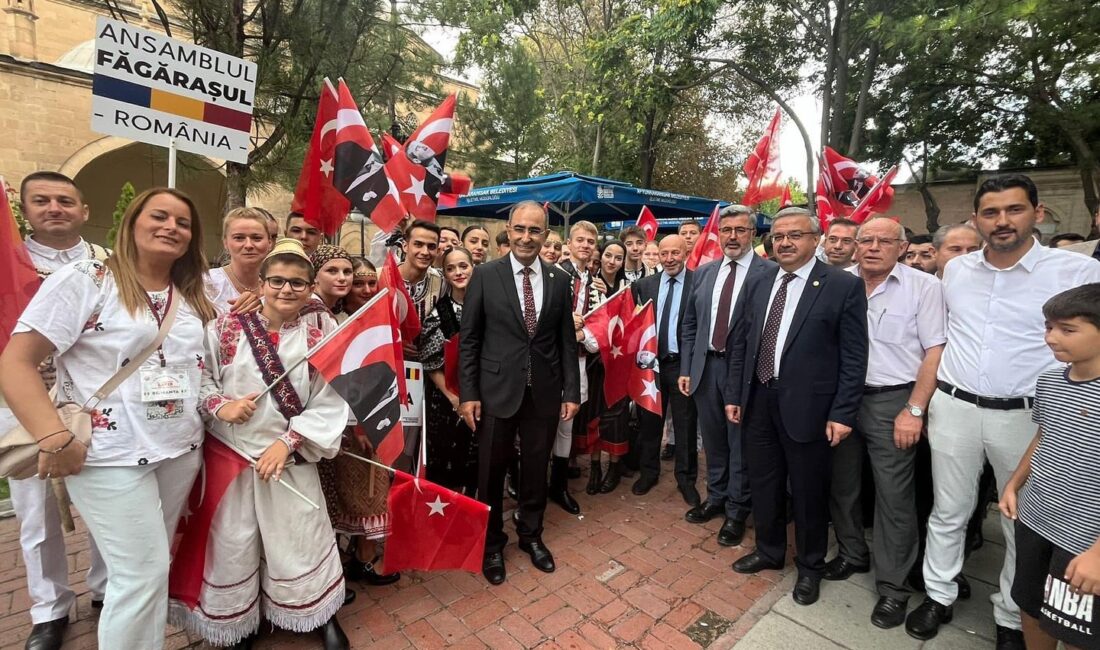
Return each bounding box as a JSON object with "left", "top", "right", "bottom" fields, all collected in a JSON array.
[{"left": 82, "top": 290, "right": 180, "bottom": 412}]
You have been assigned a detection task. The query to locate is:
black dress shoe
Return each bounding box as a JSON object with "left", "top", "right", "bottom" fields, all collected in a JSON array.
[
  {"left": 823, "top": 556, "right": 870, "bottom": 581},
  {"left": 519, "top": 540, "right": 556, "bottom": 573},
  {"left": 549, "top": 487, "right": 581, "bottom": 514},
  {"left": 792, "top": 576, "right": 821, "bottom": 606},
  {"left": 685, "top": 502, "right": 723, "bottom": 524},
  {"left": 661, "top": 444, "right": 675, "bottom": 460},
  {"left": 344, "top": 559, "right": 400, "bottom": 586},
  {"left": 732, "top": 552, "right": 783, "bottom": 574},
  {"left": 599, "top": 462, "right": 622, "bottom": 493},
  {"left": 954, "top": 573, "right": 971, "bottom": 600},
  {"left": 318, "top": 616, "right": 350, "bottom": 650},
  {"left": 482, "top": 552, "right": 506, "bottom": 585},
  {"left": 995, "top": 625, "right": 1025, "bottom": 650},
  {"left": 25, "top": 616, "right": 67, "bottom": 650},
  {"left": 549, "top": 456, "right": 581, "bottom": 514},
  {"left": 871, "top": 596, "right": 908, "bottom": 629},
  {"left": 679, "top": 484, "right": 701, "bottom": 507},
  {"left": 631, "top": 476, "right": 657, "bottom": 495},
  {"left": 585, "top": 462, "right": 603, "bottom": 495},
  {"left": 717, "top": 518, "right": 746, "bottom": 547},
  {"left": 905, "top": 596, "right": 953, "bottom": 640}
]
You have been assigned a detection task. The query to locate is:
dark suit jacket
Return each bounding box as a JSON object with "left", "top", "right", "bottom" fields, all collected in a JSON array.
[
  {"left": 724, "top": 259, "right": 868, "bottom": 442},
  {"left": 631, "top": 269, "right": 693, "bottom": 356},
  {"left": 459, "top": 255, "right": 580, "bottom": 419},
  {"left": 678, "top": 254, "right": 777, "bottom": 394}
]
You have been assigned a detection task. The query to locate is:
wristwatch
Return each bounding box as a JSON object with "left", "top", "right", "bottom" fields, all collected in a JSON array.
[{"left": 904, "top": 403, "right": 924, "bottom": 417}]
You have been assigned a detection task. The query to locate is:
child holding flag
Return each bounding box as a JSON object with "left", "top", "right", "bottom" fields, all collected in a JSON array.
[{"left": 169, "top": 239, "right": 351, "bottom": 650}]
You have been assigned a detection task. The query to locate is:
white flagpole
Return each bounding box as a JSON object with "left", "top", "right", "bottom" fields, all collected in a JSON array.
[
  {"left": 254, "top": 288, "right": 391, "bottom": 400},
  {"left": 207, "top": 431, "right": 321, "bottom": 510},
  {"left": 167, "top": 138, "right": 177, "bottom": 188}
]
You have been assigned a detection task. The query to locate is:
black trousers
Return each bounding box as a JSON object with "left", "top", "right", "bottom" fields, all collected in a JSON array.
[
  {"left": 744, "top": 383, "right": 832, "bottom": 577},
  {"left": 637, "top": 359, "right": 698, "bottom": 488},
  {"left": 477, "top": 388, "right": 558, "bottom": 555}
]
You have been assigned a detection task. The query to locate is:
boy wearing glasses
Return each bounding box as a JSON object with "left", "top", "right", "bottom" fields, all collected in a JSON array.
[{"left": 171, "top": 238, "right": 353, "bottom": 649}]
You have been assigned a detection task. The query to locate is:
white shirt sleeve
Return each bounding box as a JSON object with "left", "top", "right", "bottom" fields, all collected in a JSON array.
[{"left": 14, "top": 260, "right": 107, "bottom": 355}]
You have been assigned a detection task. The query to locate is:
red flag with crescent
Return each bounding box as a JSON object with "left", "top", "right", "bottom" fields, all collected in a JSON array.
[
  {"left": 742, "top": 108, "right": 784, "bottom": 206},
  {"left": 583, "top": 289, "right": 636, "bottom": 406},
  {"left": 636, "top": 206, "right": 659, "bottom": 241},
  {"left": 384, "top": 94, "right": 456, "bottom": 220},
  {"left": 687, "top": 204, "right": 722, "bottom": 271},
  {"left": 626, "top": 302, "right": 661, "bottom": 415}
]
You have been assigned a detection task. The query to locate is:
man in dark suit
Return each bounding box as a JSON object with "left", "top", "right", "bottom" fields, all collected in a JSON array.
[
  {"left": 678, "top": 205, "right": 776, "bottom": 545},
  {"left": 459, "top": 201, "right": 581, "bottom": 585},
  {"left": 630, "top": 235, "right": 696, "bottom": 497},
  {"left": 724, "top": 207, "right": 869, "bottom": 606}
]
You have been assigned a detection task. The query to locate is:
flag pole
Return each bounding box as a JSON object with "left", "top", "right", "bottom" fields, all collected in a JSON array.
[
  {"left": 207, "top": 431, "right": 321, "bottom": 510},
  {"left": 254, "top": 288, "right": 391, "bottom": 400},
  {"left": 582, "top": 285, "right": 631, "bottom": 320},
  {"left": 339, "top": 449, "right": 396, "bottom": 474}
]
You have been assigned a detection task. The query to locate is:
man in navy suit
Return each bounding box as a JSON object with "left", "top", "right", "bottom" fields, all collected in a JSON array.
[
  {"left": 459, "top": 201, "right": 581, "bottom": 585},
  {"left": 679, "top": 205, "right": 777, "bottom": 545},
  {"left": 724, "top": 207, "right": 868, "bottom": 606}
]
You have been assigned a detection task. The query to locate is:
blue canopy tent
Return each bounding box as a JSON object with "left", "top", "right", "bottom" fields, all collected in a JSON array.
[{"left": 436, "top": 171, "right": 728, "bottom": 230}]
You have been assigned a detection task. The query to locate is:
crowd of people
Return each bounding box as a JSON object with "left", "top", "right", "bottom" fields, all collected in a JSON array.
[{"left": 0, "top": 170, "right": 1099, "bottom": 650}]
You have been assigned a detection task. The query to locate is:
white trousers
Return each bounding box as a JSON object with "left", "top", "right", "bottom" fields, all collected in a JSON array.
[
  {"left": 554, "top": 357, "right": 588, "bottom": 457},
  {"left": 10, "top": 476, "right": 107, "bottom": 624},
  {"left": 922, "top": 389, "right": 1034, "bottom": 629},
  {"left": 66, "top": 450, "right": 201, "bottom": 650}
]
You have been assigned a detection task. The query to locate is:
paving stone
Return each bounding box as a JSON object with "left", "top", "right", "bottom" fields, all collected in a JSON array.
[{"left": 733, "top": 612, "right": 846, "bottom": 650}]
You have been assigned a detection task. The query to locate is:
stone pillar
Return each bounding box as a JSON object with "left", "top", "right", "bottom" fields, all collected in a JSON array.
[{"left": 3, "top": 0, "right": 38, "bottom": 60}]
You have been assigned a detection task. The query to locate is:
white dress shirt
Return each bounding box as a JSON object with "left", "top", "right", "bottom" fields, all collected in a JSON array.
[
  {"left": 708, "top": 252, "right": 755, "bottom": 351},
  {"left": 851, "top": 262, "right": 947, "bottom": 386},
  {"left": 764, "top": 257, "right": 816, "bottom": 378},
  {"left": 24, "top": 237, "right": 93, "bottom": 273},
  {"left": 510, "top": 253, "right": 543, "bottom": 322},
  {"left": 938, "top": 241, "right": 1100, "bottom": 397}
]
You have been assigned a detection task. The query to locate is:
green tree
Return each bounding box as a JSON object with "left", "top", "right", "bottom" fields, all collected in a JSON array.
[{"left": 106, "top": 182, "right": 135, "bottom": 247}]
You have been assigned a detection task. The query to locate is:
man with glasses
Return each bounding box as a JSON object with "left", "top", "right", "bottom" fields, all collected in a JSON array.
[
  {"left": 679, "top": 205, "right": 775, "bottom": 542},
  {"left": 724, "top": 207, "right": 868, "bottom": 607},
  {"left": 824, "top": 217, "right": 946, "bottom": 628},
  {"left": 824, "top": 218, "right": 859, "bottom": 267},
  {"left": 459, "top": 201, "right": 580, "bottom": 585}
]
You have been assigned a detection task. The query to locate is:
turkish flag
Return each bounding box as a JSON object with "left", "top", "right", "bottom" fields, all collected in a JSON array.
[
  {"left": 330, "top": 80, "right": 405, "bottom": 234},
  {"left": 378, "top": 252, "right": 422, "bottom": 346},
  {"left": 742, "top": 108, "right": 784, "bottom": 206},
  {"left": 848, "top": 165, "right": 898, "bottom": 224},
  {"left": 583, "top": 289, "right": 636, "bottom": 406},
  {"left": 687, "top": 204, "right": 722, "bottom": 271},
  {"left": 307, "top": 292, "right": 407, "bottom": 466},
  {"left": 625, "top": 302, "right": 661, "bottom": 416},
  {"left": 381, "top": 132, "right": 404, "bottom": 160},
  {"left": 815, "top": 155, "right": 839, "bottom": 232},
  {"left": 819, "top": 147, "right": 891, "bottom": 216},
  {"left": 291, "top": 79, "right": 349, "bottom": 236},
  {"left": 383, "top": 469, "right": 489, "bottom": 573},
  {"left": 636, "top": 206, "right": 659, "bottom": 241},
  {"left": 168, "top": 435, "right": 252, "bottom": 609},
  {"left": 384, "top": 94, "right": 456, "bottom": 221},
  {"left": 780, "top": 185, "right": 793, "bottom": 208},
  {"left": 0, "top": 180, "right": 40, "bottom": 352}
]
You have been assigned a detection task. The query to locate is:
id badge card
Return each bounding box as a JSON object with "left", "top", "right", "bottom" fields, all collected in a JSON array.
[{"left": 140, "top": 365, "right": 194, "bottom": 402}]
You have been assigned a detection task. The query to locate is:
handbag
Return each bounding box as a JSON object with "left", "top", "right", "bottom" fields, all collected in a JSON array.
[{"left": 0, "top": 293, "right": 180, "bottom": 479}]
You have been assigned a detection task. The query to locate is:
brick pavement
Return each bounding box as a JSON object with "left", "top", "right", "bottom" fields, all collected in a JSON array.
[{"left": 0, "top": 461, "right": 798, "bottom": 649}]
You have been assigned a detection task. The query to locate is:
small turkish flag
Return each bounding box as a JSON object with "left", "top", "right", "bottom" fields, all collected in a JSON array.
[
  {"left": 291, "top": 79, "right": 348, "bottom": 236},
  {"left": 742, "top": 108, "right": 784, "bottom": 206},
  {"left": 583, "top": 288, "right": 636, "bottom": 406},
  {"left": 687, "top": 204, "right": 722, "bottom": 271},
  {"left": 379, "top": 252, "right": 421, "bottom": 346},
  {"left": 780, "top": 185, "right": 793, "bottom": 208},
  {"left": 383, "top": 470, "right": 489, "bottom": 574},
  {"left": 626, "top": 301, "right": 661, "bottom": 416},
  {"left": 384, "top": 94, "right": 456, "bottom": 220},
  {"left": 848, "top": 165, "right": 898, "bottom": 224},
  {"left": 636, "top": 206, "right": 659, "bottom": 241}
]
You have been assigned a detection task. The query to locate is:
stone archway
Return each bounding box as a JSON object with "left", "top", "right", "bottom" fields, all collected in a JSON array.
[{"left": 63, "top": 139, "right": 228, "bottom": 254}]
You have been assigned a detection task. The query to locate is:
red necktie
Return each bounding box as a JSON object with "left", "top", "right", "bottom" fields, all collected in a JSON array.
[
  {"left": 711, "top": 261, "right": 736, "bottom": 351},
  {"left": 756, "top": 272, "right": 797, "bottom": 383}
]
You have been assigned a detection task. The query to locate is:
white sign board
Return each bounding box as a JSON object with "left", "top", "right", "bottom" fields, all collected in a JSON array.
[
  {"left": 400, "top": 361, "right": 425, "bottom": 427},
  {"left": 90, "top": 17, "right": 257, "bottom": 163}
]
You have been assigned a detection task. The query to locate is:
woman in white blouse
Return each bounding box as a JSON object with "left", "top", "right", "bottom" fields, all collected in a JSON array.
[
  {"left": 206, "top": 207, "right": 273, "bottom": 314},
  {"left": 0, "top": 188, "right": 218, "bottom": 649}
]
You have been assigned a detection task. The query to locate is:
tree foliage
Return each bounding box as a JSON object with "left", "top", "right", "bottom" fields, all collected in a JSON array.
[{"left": 106, "top": 182, "right": 135, "bottom": 246}]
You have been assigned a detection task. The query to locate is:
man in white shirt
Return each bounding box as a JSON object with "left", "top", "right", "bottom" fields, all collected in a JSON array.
[
  {"left": 905, "top": 174, "right": 1100, "bottom": 649},
  {"left": 825, "top": 217, "right": 946, "bottom": 629},
  {"left": 932, "top": 223, "right": 983, "bottom": 278},
  {"left": 3, "top": 172, "right": 108, "bottom": 650}
]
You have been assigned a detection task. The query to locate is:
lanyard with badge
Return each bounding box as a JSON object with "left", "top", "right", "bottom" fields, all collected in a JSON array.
[{"left": 138, "top": 286, "right": 192, "bottom": 404}]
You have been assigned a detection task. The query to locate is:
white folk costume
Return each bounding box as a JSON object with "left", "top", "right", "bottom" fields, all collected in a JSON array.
[
  {"left": 204, "top": 266, "right": 241, "bottom": 316},
  {"left": 168, "top": 311, "right": 350, "bottom": 646}
]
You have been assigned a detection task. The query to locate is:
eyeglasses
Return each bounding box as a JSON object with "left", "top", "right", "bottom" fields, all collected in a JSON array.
[
  {"left": 719, "top": 227, "right": 754, "bottom": 236},
  {"left": 510, "top": 225, "right": 545, "bottom": 237},
  {"left": 264, "top": 276, "right": 312, "bottom": 292},
  {"left": 771, "top": 231, "right": 809, "bottom": 243},
  {"left": 856, "top": 236, "right": 903, "bottom": 247}
]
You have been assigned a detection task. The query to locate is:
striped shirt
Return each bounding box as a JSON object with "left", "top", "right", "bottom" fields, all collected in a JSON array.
[{"left": 1018, "top": 367, "right": 1100, "bottom": 554}]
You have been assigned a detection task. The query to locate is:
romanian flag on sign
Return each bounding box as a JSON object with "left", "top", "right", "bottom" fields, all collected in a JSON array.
[{"left": 0, "top": 179, "right": 41, "bottom": 352}]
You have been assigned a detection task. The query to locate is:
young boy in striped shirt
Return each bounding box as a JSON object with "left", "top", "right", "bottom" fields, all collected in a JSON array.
[{"left": 1000, "top": 283, "right": 1100, "bottom": 650}]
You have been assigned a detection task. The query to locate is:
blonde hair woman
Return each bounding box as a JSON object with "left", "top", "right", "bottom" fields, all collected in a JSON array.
[
  {"left": 0, "top": 188, "right": 216, "bottom": 649},
  {"left": 207, "top": 207, "right": 274, "bottom": 314}
]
